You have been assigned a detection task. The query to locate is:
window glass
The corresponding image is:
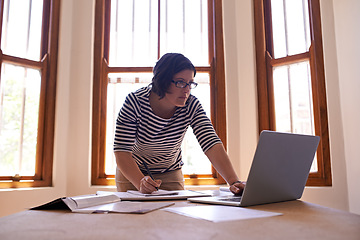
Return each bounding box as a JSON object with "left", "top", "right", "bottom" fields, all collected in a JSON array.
[
  {"left": 1, "top": 0, "right": 43, "bottom": 61},
  {"left": 109, "top": 0, "right": 208, "bottom": 67},
  {"left": 271, "top": 0, "right": 310, "bottom": 58},
  {"left": 273, "top": 61, "right": 314, "bottom": 135},
  {"left": 109, "top": 0, "right": 158, "bottom": 67},
  {"left": 159, "top": 0, "right": 208, "bottom": 65},
  {"left": 0, "top": 64, "right": 41, "bottom": 176}
]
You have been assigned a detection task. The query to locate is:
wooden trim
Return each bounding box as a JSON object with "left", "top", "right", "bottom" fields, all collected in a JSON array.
[
  {"left": 266, "top": 51, "right": 276, "bottom": 130},
  {"left": 212, "top": 0, "right": 226, "bottom": 146},
  {"left": 207, "top": 0, "right": 226, "bottom": 184},
  {"left": 270, "top": 52, "right": 310, "bottom": 66},
  {"left": 98, "top": 58, "right": 108, "bottom": 179},
  {"left": 108, "top": 66, "right": 212, "bottom": 73},
  {"left": 34, "top": 54, "right": 48, "bottom": 181},
  {"left": 307, "top": 0, "right": 332, "bottom": 186},
  {"left": 254, "top": 0, "right": 270, "bottom": 132},
  {"left": 91, "top": 0, "right": 107, "bottom": 185},
  {"left": 2, "top": 54, "right": 43, "bottom": 68},
  {"left": 185, "top": 177, "right": 225, "bottom": 185},
  {"left": 108, "top": 66, "right": 152, "bottom": 73}
]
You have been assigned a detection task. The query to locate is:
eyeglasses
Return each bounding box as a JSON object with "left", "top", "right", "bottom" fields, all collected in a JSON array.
[{"left": 171, "top": 80, "right": 198, "bottom": 89}]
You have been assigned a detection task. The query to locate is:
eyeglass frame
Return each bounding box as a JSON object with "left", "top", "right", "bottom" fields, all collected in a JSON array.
[{"left": 171, "top": 80, "right": 198, "bottom": 89}]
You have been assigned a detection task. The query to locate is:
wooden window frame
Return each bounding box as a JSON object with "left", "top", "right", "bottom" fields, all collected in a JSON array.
[
  {"left": 254, "top": 0, "right": 332, "bottom": 186},
  {"left": 0, "top": 0, "right": 60, "bottom": 188},
  {"left": 91, "top": 0, "right": 227, "bottom": 186}
]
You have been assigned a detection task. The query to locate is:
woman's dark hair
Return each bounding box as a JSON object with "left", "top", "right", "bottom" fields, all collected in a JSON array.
[{"left": 151, "top": 53, "right": 196, "bottom": 99}]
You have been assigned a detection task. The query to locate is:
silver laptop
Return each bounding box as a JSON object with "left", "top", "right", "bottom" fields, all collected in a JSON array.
[{"left": 189, "top": 130, "right": 320, "bottom": 207}]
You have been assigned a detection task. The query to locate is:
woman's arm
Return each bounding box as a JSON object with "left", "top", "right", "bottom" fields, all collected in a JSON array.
[
  {"left": 114, "top": 151, "right": 161, "bottom": 193},
  {"left": 205, "top": 143, "right": 245, "bottom": 195}
]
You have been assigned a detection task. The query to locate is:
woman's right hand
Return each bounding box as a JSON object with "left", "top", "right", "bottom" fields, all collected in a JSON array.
[{"left": 139, "top": 176, "right": 162, "bottom": 194}]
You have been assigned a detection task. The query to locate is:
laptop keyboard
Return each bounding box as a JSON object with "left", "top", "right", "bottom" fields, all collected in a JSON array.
[{"left": 219, "top": 197, "right": 242, "bottom": 202}]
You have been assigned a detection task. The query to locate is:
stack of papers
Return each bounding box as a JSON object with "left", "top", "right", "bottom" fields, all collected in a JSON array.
[
  {"left": 127, "top": 189, "right": 179, "bottom": 197},
  {"left": 98, "top": 190, "right": 211, "bottom": 201},
  {"left": 30, "top": 193, "right": 174, "bottom": 214}
]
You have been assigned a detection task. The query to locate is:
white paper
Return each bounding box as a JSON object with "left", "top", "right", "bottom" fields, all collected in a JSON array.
[
  {"left": 98, "top": 190, "right": 211, "bottom": 201},
  {"left": 127, "top": 189, "right": 179, "bottom": 197},
  {"left": 164, "top": 205, "right": 282, "bottom": 222}
]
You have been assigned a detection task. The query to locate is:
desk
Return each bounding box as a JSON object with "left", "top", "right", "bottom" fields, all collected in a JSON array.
[{"left": 0, "top": 200, "right": 359, "bottom": 240}]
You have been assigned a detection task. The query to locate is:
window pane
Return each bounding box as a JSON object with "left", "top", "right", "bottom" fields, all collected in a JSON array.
[
  {"left": 272, "top": 65, "right": 291, "bottom": 132},
  {"left": 105, "top": 72, "right": 211, "bottom": 175},
  {"left": 273, "top": 61, "right": 317, "bottom": 172},
  {"left": 181, "top": 73, "right": 211, "bottom": 175},
  {"left": 273, "top": 61, "right": 314, "bottom": 134},
  {"left": 109, "top": 0, "right": 158, "bottom": 67},
  {"left": 109, "top": 0, "right": 209, "bottom": 67},
  {"left": 271, "top": 0, "right": 287, "bottom": 58},
  {"left": 1, "top": 0, "right": 43, "bottom": 61},
  {"left": 271, "top": 0, "right": 310, "bottom": 58},
  {"left": 160, "top": 0, "right": 208, "bottom": 66},
  {"left": 0, "top": 63, "right": 41, "bottom": 176},
  {"left": 105, "top": 73, "right": 152, "bottom": 174}
]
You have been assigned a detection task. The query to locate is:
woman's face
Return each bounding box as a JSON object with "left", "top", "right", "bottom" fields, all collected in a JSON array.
[{"left": 164, "top": 69, "right": 195, "bottom": 107}]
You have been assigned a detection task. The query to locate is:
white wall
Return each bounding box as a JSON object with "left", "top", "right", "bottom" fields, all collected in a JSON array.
[
  {"left": 1, "top": 0, "right": 359, "bottom": 217},
  {"left": 332, "top": 0, "right": 360, "bottom": 214},
  {"left": 223, "top": 0, "right": 355, "bottom": 213}
]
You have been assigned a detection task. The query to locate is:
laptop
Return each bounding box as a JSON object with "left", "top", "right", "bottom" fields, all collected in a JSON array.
[{"left": 189, "top": 130, "right": 320, "bottom": 207}]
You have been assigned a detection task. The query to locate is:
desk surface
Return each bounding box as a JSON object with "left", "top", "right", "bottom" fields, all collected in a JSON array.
[{"left": 1, "top": 199, "right": 359, "bottom": 240}]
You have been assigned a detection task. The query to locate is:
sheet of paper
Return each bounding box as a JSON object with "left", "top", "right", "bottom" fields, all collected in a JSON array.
[
  {"left": 127, "top": 190, "right": 179, "bottom": 197},
  {"left": 164, "top": 205, "right": 282, "bottom": 222},
  {"left": 98, "top": 190, "right": 211, "bottom": 201}
]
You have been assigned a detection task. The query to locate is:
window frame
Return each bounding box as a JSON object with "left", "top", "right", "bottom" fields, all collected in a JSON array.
[
  {"left": 253, "top": 0, "right": 332, "bottom": 186},
  {"left": 0, "top": 0, "right": 60, "bottom": 188},
  {"left": 91, "top": 0, "right": 227, "bottom": 186}
]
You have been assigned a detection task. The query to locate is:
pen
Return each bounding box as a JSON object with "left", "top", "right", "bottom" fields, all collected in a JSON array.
[{"left": 142, "top": 160, "right": 158, "bottom": 191}]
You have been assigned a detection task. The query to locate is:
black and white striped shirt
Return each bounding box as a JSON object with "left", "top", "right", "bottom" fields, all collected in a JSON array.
[{"left": 114, "top": 86, "right": 222, "bottom": 174}]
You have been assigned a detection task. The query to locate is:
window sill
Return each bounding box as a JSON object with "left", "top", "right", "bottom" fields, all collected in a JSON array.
[{"left": 0, "top": 186, "right": 54, "bottom": 192}]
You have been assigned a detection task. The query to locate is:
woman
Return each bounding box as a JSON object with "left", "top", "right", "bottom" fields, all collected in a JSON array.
[{"left": 114, "top": 53, "right": 244, "bottom": 194}]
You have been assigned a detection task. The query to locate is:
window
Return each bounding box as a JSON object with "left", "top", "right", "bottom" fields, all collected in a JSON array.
[
  {"left": 92, "top": 0, "right": 227, "bottom": 186},
  {"left": 0, "top": 0, "right": 60, "bottom": 188},
  {"left": 254, "top": 0, "right": 332, "bottom": 186}
]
